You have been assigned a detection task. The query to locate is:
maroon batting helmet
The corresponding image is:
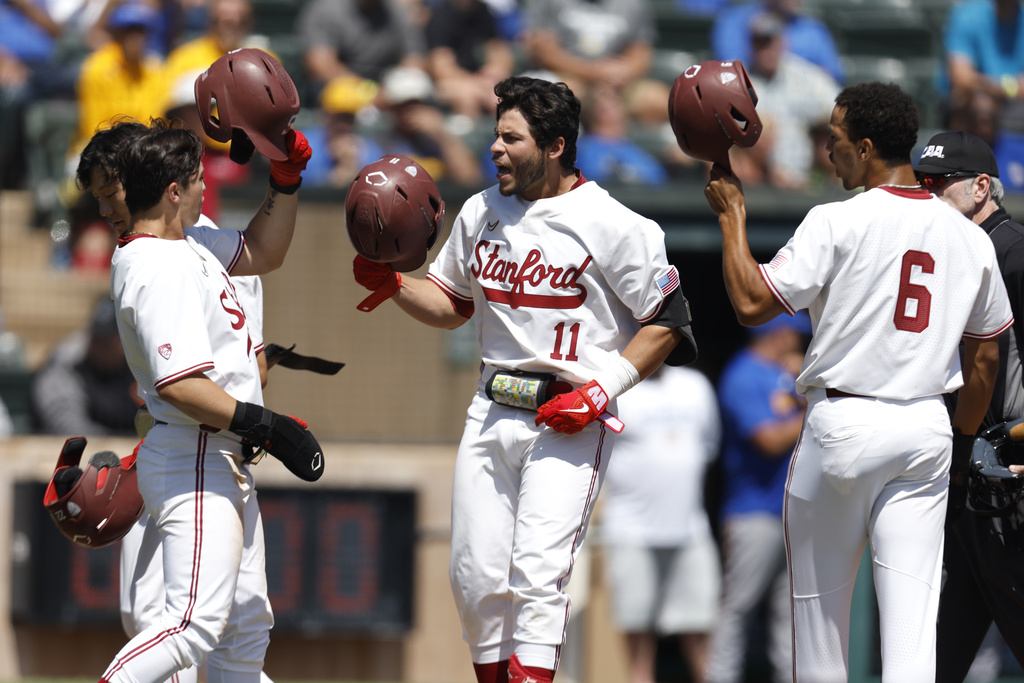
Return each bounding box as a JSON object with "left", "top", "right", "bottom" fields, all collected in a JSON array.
[
  {"left": 43, "top": 437, "right": 145, "bottom": 548},
  {"left": 194, "top": 48, "right": 300, "bottom": 162},
  {"left": 345, "top": 155, "right": 445, "bottom": 273},
  {"left": 668, "top": 60, "right": 763, "bottom": 165}
]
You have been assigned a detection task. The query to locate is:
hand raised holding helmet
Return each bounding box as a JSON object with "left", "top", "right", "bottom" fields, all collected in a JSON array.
[
  {"left": 194, "top": 48, "right": 312, "bottom": 192},
  {"left": 668, "top": 60, "right": 763, "bottom": 171},
  {"left": 346, "top": 155, "right": 445, "bottom": 311}
]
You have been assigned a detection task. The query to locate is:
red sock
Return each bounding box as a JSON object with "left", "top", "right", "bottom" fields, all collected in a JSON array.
[
  {"left": 508, "top": 654, "right": 554, "bottom": 683},
  {"left": 474, "top": 661, "right": 506, "bottom": 683}
]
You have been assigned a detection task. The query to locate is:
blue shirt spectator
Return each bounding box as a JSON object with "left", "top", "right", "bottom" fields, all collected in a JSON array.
[
  {"left": 575, "top": 83, "right": 667, "bottom": 185},
  {"left": 937, "top": 0, "right": 1024, "bottom": 100},
  {"left": 716, "top": 312, "right": 810, "bottom": 518},
  {"left": 711, "top": 0, "right": 844, "bottom": 84},
  {"left": 575, "top": 135, "right": 667, "bottom": 185}
]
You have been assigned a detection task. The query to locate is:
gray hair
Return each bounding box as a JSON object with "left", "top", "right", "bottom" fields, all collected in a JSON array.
[{"left": 991, "top": 175, "right": 1005, "bottom": 206}]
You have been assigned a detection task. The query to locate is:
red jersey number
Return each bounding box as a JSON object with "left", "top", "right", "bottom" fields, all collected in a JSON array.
[
  {"left": 550, "top": 321, "right": 581, "bottom": 361},
  {"left": 893, "top": 249, "right": 933, "bottom": 333}
]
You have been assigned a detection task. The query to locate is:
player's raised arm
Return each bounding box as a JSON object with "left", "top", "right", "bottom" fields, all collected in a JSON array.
[
  {"left": 669, "top": 61, "right": 783, "bottom": 326},
  {"left": 706, "top": 164, "right": 786, "bottom": 325},
  {"left": 193, "top": 49, "right": 312, "bottom": 277}
]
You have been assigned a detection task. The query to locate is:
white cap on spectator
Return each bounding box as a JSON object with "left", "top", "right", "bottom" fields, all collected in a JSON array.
[{"left": 381, "top": 66, "right": 434, "bottom": 106}]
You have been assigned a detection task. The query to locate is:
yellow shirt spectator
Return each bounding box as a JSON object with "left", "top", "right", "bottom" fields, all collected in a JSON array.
[{"left": 70, "top": 8, "right": 165, "bottom": 158}]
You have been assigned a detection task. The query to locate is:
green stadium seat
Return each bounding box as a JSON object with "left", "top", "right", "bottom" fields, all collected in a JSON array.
[
  {"left": 651, "top": 3, "right": 716, "bottom": 53},
  {"left": 826, "top": 6, "right": 935, "bottom": 58},
  {"left": 248, "top": 0, "right": 303, "bottom": 38}
]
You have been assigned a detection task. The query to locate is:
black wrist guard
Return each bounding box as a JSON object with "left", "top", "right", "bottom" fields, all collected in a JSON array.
[
  {"left": 269, "top": 176, "right": 302, "bottom": 194},
  {"left": 229, "top": 401, "right": 324, "bottom": 481}
]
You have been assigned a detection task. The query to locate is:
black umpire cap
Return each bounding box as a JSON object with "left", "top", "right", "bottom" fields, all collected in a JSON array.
[{"left": 916, "top": 131, "right": 999, "bottom": 177}]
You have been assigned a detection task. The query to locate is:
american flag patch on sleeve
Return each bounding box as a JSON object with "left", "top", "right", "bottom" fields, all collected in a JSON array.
[
  {"left": 657, "top": 267, "right": 679, "bottom": 295},
  {"left": 768, "top": 254, "right": 788, "bottom": 270}
]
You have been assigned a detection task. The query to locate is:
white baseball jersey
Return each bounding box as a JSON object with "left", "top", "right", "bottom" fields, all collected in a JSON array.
[
  {"left": 427, "top": 180, "right": 681, "bottom": 383},
  {"left": 185, "top": 215, "right": 265, "bottom": 355},
  {"left": 762, "top": 186, "right": 1013, "bottom": 399},
  {"left": 110, "top": 234, "right": 262, "bottom": 425}
]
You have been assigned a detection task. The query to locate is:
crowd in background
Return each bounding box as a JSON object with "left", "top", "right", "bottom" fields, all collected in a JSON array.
[{"left": 6, "top": 0, "right": 1024, "bottom": 242}]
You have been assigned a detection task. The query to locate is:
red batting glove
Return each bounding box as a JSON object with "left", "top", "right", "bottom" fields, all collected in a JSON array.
[
  {"left": 353, "top": 254, "right": 402, "bottom": 312},
  {"left": 270, "top": 129, "right": 312, "bottom": 187},
  {"left": 535, "top": 380, "right": 610, "bottom": 434}
]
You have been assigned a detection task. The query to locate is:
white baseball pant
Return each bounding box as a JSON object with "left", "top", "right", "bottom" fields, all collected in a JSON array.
[
  {"left": 786, "top": 388, "right": 949, "bottom": 682},
  {"left": 449, "top": 391, "right": 615, "bottom": 672},
  {"left": 103, "top": 426, "right": 273, "bottom": 683}
]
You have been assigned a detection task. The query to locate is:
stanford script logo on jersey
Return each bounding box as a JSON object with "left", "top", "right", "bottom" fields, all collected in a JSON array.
[{"left": 472, "top": 241, "right": 591, "bottom": 309}]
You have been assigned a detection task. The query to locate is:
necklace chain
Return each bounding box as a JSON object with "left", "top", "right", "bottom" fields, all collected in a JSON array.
[{"left": 877, "top": 183, "right": 923, "bottom": 190}]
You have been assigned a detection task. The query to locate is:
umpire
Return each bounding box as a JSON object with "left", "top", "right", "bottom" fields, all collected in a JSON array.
[{"left": 916, "top": 131, "right": 1024, "bottom": 678}]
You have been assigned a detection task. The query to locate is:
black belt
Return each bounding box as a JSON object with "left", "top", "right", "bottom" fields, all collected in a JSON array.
[
  {"left": 155, "top": 419, "right": 221, "bottom": 433},
  {"left": 825, "top": 388, "right": 872, "bottom": 400}
]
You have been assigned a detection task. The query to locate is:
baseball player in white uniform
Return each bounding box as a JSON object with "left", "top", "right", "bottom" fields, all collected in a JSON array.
[
  {"left": 353, "top": 76, "right": 697, "bottom": 683},
  {"left": 705, "top": 82, "right": 1013, "bottom": 682},
  {"left": 75, "top": 119, "right": 316, "bottom": 683},
  {"left": 118, "top": 225, "right": 268, "bottom": 683}
]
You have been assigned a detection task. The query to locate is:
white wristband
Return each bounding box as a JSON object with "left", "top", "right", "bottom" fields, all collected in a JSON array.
[{"left": 592, "top": 356, "right": 641, "bottom": 400}]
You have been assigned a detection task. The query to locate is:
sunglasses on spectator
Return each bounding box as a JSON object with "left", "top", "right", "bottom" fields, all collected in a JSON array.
[{"left": 918, "top": 171, "right": 980, "bottom": 191}]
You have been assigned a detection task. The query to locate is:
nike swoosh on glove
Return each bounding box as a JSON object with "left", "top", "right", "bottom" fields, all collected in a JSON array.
[{"left": 535, "top": 380, "right": 609, "bottom": 434}]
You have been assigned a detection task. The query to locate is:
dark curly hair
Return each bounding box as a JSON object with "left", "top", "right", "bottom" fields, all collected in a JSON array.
[
  {"left": 75, "top": 119, "right": 149, "bottom": 191},
  {"left": 117, "top": 118, "right": 203, "bottom": 215},
  {"left": 834, "top": 82, "right": 918, "bottom": 165},
  {"left": 494, "top": 76, "right": 581, "bottom": 170}
]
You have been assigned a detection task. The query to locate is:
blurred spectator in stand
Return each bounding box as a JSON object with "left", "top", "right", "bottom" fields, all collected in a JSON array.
[
  {"left": 939, "top": 0, "right": 1024, "bottom": 134},
  {"left": 376, "top": 65, "right": 482, "bottom": 188},
  {"left": 704, "top": 312, "right": 810, "bottom": 683},
  {"left": 425, "top": 0, "right": 514, "bottom": 126},
  {"left": 68, "top": 1, "right": 165, "bottom": 160},
  {"left": 575, "top": 83, "right": 667, "bottom": 185},
  {"left": 480, "top": 0, "right": 523, "bottom": 41},
  {"left": 599, "top": 364, "right": 722, "bottom": 683},
  {"left": 31, "top": 294, "right": 139, "bottom": 436},
  {"left": 0, "top": 0, "right": 82, "bottom": 189},
  {"left": 303, "top": 75, "right": 384, "bottom": 188},
  {"left": 521, "top": 0, "right": 670, "bottom": 126},
  {"left": 676, "top": 0, "right": 729, "bottom": 14},
  {"left": 162, "top": 0, "right": 267, "bottom": 107},
  {"left": 711, "top": 0, "right": 844, "bottom": 84},
  {"left": 737, "top": 12, "right": 840, "bottom": 191},
  {"left": 297, "top": 0, "right": 426, "bottom": 103},
  {"left": 949, "top": 87, "right": 1024, "bottom": 194}
]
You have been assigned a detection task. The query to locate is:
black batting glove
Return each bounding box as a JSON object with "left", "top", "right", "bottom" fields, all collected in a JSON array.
[{"left": 230, "top": 401, "right": 324, "bottom": 481}]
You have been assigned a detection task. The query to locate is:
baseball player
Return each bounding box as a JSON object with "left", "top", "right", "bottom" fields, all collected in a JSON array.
[
  {"left": 352, "top": 76, "right": 697, "bottom": 683},
  {"left": 88, "top": 119, "right": 321, "bottom": 683},
  {"left": 704, "top": 82, "right": 1013, "bottom": 681},
  {"left": 916, "top": 131, "right": 1024, "bottom": 679}
]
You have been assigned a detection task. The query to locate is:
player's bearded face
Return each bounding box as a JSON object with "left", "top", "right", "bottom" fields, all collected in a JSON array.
[
  {"left": 89, "top": 169, "right": 131, "bottom": 236},
  {"left": 491, "top": 109, "right": 547, "bottom": 199}
]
